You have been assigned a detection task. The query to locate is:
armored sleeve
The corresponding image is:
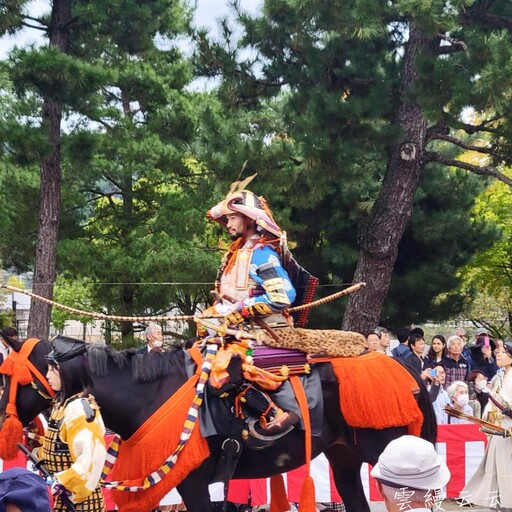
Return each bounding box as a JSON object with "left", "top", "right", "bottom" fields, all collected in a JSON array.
[
  {"left": 241, "top": 245, "right": 296, "bottom": 316},
  {"left": 55, "top": 398, "right": 107, "bottom": 504}
]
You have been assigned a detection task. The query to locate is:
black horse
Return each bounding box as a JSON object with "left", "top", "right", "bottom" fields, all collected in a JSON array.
[{"left": 0, "top": 337, "right": 436, "bottom": 512}]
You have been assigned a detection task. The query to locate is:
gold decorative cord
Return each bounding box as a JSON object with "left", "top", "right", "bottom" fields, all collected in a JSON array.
[{"left": 1, "top": 282, "right": 366, "bottom": 322}]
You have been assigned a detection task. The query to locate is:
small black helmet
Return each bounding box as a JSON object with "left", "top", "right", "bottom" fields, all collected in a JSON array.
[{"left": 46, "top": 335, "right": 87, "bottom": 365}]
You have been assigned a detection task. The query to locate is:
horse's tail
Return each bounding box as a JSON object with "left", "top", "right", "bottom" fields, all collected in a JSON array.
[{"left": 401, "top": 361, "right": 437, "bottom": 444}]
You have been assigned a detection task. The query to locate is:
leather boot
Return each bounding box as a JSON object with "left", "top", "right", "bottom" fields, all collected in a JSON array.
[
  {"left": 237, "top": 384, "right": 299, "bottom": 439},
  {"left": 257, "top": 407, "right": 300, "bottom": 436}
]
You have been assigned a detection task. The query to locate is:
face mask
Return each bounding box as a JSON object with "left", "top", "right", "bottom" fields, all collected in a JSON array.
[
  {"left": 152, "top": 339, "right": 163, "bottom": 348},
  {"left": 475, "top": 380, "right": 488, "bottom": 391},
  {"left": 456, "top": 394, "right": 469, "bottom": 407}
]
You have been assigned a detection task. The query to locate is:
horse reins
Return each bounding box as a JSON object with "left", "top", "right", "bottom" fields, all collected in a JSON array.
[
  {"left": 99, "top": 343, "right": 218, "bottom": 491},
  {"left": 29, "top": 374, "right": 56, "bottom": 400}
]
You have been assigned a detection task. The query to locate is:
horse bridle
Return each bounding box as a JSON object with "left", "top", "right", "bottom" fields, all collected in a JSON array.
[
  {"left": 29, "top": 375, "right": 55, "bottom": 400},
  {"left": 0, "top": 338, "right": 56, "bottom": 417}
]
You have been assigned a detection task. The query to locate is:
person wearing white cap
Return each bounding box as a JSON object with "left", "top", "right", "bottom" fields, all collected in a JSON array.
[
  {"left": 475, "top": 326, "right": 488, "bottom": 337},
  {"left": 370, "top": 435, "right": 450, "bottom": 511}
]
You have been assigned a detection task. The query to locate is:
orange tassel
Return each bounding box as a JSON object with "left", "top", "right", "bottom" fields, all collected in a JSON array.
[
  {"left": 298, "top": 475, "right": 316, "bottom": 512},
  {"left": 270, "top": 474, "right": 289, "bottom": 512},
  {"left": 290, "top": 376, "right": 316, "bottom": 512},
  {"left": 0, "top": 415, "right": 24, "bottom": 460},
  {"left": 330, "top": 353, "right": 423, "bottom": 436}
]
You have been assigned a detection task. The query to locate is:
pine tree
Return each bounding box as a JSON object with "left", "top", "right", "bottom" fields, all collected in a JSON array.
[
  {"left": 0, "top": 0, "right": 74, "bottom": 337},
  {"left": 194, "top": 0, "right": 512, "bottom": 332},
  {"left": 0, "top": 0, "right": 217, "bottom": 339}
]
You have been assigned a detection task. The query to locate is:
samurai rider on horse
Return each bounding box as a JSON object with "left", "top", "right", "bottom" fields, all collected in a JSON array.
[{"left": 197, "top": 175, "right": 306, "bottom": 441}]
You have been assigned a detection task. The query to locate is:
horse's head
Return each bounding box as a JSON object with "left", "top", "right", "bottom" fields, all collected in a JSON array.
[{"left": 0, "top": 334, "right": 55, "bottom": 459}]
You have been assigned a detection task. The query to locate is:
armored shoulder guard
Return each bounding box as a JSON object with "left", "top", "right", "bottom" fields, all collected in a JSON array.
[{"left": 80, "top": 397, "right": 97, "bottom": 423}]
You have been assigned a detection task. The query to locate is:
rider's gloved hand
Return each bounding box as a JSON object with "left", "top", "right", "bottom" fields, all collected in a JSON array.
[
  {"left": 223, "top": 307, "right": 245, "bottom": 326},
  {"left": 195, "top": 305, "right": 218, "bottom": 337}
]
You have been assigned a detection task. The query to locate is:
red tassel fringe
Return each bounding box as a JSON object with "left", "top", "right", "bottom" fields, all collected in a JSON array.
[
  {"left": 298, "top": 475, "right": 316, "bottom": 512},
  {"left": 0, "top": 415, "right": 23, "bottom": 460},
  {"left": 270, "top": 474, "right": 289, "bottom": 512}
]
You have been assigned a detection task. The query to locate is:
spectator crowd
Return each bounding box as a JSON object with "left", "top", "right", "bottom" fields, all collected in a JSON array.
[
  {"left": 367, "top": 325, "right": 512, "bottom": 510},
  {"left": 365, "top": 325, "right": 507, "bottom": 424}
]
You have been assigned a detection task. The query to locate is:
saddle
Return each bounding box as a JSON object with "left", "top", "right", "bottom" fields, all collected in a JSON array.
[
  {"left": 202, "top": 324, "right": 364, "bottom": 447},
  {"left": 197, "top": 323, "right": 365, "bottom": 479},
  {"left": 252, "top": 345, "right": 310, "bottom": 377},
  {"left": 204, "top": 347, "right": 322, "bottom": 482},
  {"left": 204, "top": 343, "right": 322, "bottom": 432},
  {"left": 206, "top": 349, "right": 299, "bottom": 443}
]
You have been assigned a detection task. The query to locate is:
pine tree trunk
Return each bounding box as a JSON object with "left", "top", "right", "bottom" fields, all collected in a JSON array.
[
  {"left": 120, "top": 284, "right": 135, "bottom": 342},
  {"left": 28, "top": 0, "right": 71, "bottom": 338},
  {"left": 120, "top": 173, "right": 134, "bottom": 342},
  {"left": 343, "top": 24, "right": 429, "bottom": 333}
]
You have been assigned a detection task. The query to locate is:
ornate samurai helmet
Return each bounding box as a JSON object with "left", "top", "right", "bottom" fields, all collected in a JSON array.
[{"left": 207, "top": 174, "right": 284, "bottom": 239}]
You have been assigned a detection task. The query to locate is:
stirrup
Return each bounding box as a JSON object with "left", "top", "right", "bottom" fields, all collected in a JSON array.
[{"left": 247, "top": 411, "right": 299, "bottom": 441}]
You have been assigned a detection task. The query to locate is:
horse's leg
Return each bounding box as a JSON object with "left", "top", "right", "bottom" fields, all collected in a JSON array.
[
  {"left": 351, "top": 426, "right": 408, "bottom": 466},
  {"left": 324, "top": 443, "right": 370, "bottom": 512},
  {"left": 177, "top": 462, "right": 216, "bottom": 512}
]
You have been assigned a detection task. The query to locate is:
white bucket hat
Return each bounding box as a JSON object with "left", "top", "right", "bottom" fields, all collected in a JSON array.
[{"left": 370, "top": 435, "right": 450, "bottom": 490}]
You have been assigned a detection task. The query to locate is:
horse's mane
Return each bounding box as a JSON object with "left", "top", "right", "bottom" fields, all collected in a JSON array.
[{"left": 86, "top": 343, "right": 187, "bottom": 384}]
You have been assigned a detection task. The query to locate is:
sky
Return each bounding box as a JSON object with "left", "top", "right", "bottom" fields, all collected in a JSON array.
[{"left": 0, "top": 0, "right": 262, "bottom": 58}]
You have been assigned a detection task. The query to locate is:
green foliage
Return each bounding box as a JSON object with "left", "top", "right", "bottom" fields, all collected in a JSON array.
[
  {"left": 1, "top": 0, "right": 511, "bottom": 336},
  {"left": 0, "top": 274, "right": 23, "bottom": 326},
  {"left": 0, "top": 157, "right": 39, "bottom": 271},
  {"left": 0, "top": 0, "right": 30, "bottom": 36},
  {"left": 51, "top": 276, "right": 98, "bottom": 331},
  {"left": 384, "top": 166, "right": 498, "bottom": 328},
  {"left": 0, "top": 311, "right": 15, "bottom": 328},
  {"left": 457, "top": 174, "right": 512, "bottom": 337},
  {"left": 10, "top": 46, "right": 113, "bottom": 105},
  {"left": 193, "top": 0, "right": 512, "bottom": 329}
]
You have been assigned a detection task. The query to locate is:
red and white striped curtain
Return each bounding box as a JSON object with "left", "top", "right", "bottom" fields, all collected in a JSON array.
[{"left": 3, "top": 424, "right": 487, "bottom": 509}]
